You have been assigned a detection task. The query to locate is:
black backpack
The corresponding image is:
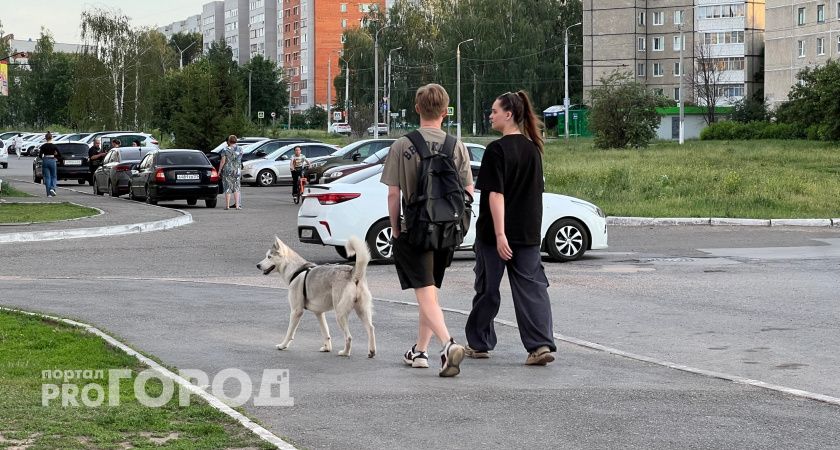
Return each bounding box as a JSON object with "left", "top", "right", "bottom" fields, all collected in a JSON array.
[{"left": 403, "top": 131, "right": 472, "bottom": 251}]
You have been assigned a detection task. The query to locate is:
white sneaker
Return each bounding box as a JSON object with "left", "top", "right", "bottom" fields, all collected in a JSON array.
[
  {"left": 49, "top": 189, "right": 56, "bottom": 196},
  {"left": 402, "top": 345, "right": 429, "bottom": 368},
  {"left": 439, "top": 338, "right": 465, "bottom": 377}
]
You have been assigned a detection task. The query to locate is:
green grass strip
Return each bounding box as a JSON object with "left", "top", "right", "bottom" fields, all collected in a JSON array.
[{"left": 0, "top": 203, "right": 98, "bottom": 224}]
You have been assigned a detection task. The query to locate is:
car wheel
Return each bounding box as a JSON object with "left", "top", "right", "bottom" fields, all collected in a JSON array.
[
  {"left": 77, "top": 179, "right": 85, "bottom": 185},
  {"left": 545, "top": 218, "right": 589, "bottom": 262},
  {"left": 145, "top": 186, "right": 157, "bottom": 205},
  {"left": 186, "top": 198, "right": 197, "bottom": 206},
  {"left": 128, "top": 187, "right": 137, "bottom": 201},
  {"left": 93, "top": 178, "right": 104, "bottom": 196},
  {"left": 257, "top": 169, "right": 275, "bottom": 187},
  {"left": 366, "top": 220, "right": 394, "bottom": 261},
  {"left": 109, "top": 181, "right": 120, "bottom": 197},
  {"left": 1, "top": 163, "right": 6, "bottom": 169},
  {"left": 33, "top": 170, "right": 42, "bottom": 184},
  {"left": 205, "top": 197, "right": 217, "bottom": 208}
]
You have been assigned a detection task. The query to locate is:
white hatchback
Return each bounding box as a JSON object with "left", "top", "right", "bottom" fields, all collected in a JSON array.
[{"left": 297, "top": 164, "right": 608, "bottom": 262}]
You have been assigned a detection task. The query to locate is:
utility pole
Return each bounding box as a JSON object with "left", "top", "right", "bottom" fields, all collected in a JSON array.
[
  {"left": 564, "top": 22, "right": 582, "bottom": 140},
  {"left": 387, "top": 47, "right": 402, "bottom": 132},
  {"left": 456, "top": 38, "right": 474, "bottom": 140},
  {"left": 327, "top": 56, "right": 332, "bottom": 133},
  {"left": 679, "top": 23, "right": 685, "bottom": 145},
  {"left": 373, "top": 24, "right": 390, "bottom": 138},
  {"left": 288, "top": 81, "right": 292, "bottom": 129},
  {"left": 472, "top": 72, "right": 477, "bottom": 136},
  {"left": 248, "top": 70, "right": 252, "bottom": 121}
]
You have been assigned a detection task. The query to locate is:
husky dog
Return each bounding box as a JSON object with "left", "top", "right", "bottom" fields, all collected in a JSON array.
[{"left": 257, "top": 236, "right": 376, "bottom": 358}]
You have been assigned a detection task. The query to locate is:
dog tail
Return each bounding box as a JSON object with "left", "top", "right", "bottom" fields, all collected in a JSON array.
[{"left": 345, "top": 236, "right": 370, "bottom": 284}]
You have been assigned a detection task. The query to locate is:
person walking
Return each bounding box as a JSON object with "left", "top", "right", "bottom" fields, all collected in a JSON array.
[
  {"left": 219, "top": 135, "right": 243, "bottom": 210},
  {"left": 39, "top": 132, "right": 61, "bottom": 197},
  {"left": 380, "top": 83, "right": 474, "bottom": 377},
  {"left": 13, "top": 134, "right": 23, "bottom": 159},
  {"left": 465, "top": 90, "right": 557, "bottom": 366},
  {"left": 290, "top": 146, "right": 308, "bottom": 199}
]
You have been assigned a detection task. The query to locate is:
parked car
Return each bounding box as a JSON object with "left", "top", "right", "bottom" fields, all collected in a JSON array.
[
  {"left": 328, "top": 122, "right": 352, "bottom": 135},
  {"left": 321, "top": 142, "right": 486, "bottom": 183},
  {"left": 366, "top": 123, "right": 389, "bottom": 136},
  {"left": 297, "top": 164, "right": 608, "bottom": 261},
  {"left": 100, "top": 133, "right": 159, "bottom": 151},
  {"left": 205, "top": 137, "right": 271, "bottom": 169},
  {"left": 242, "top": 143, "right": 339, "bottom": 187},
  {"left": 0, "top": 141, "right": 7, "bottom": 168},
  {"left": 80, "top": 131, "right": 136, "bottom": 148},
  {"left": 92, "top": 147, "right": 156, "bottom": 197},
  {"left": 21, "top": 133, "right": 47, "bottom": 156},
  {"left": 128, "top": 150, "right": 219, "bottom": 208},
  {"left": 33, "top": 142, "right": 93, "bottom": 185},
  {"left": 55, "top": 132, "right": 92, "bottom": 143},
  {"left": 0, "top": 131, "right": 24, "bottom": 154},
  {"left": 305, "top": 139, "right": 395, "bottom": 183},
  {"left": 238, "top": 138, "right": 318, "bottom": 164}
]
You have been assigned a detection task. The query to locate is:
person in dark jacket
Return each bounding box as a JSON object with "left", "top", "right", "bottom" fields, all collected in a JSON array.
[{"left": 39, "top": 132, "right": 62, "bottom": 197}]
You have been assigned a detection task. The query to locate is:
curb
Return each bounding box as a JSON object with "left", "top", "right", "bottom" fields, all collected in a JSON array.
[
  {"left": 0, "top": 306, "right": 296, "bottom": 450},
  {"left": 608, "top": 217, "right": 839, "bottom": 228}
]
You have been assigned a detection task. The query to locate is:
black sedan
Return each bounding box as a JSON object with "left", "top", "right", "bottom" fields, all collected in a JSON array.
[
  {"left": 128, "top": 150, "right": 219, "bottom": 208},
  {"left": 33, "top": 143, "right": 92, "bottom": 185},
  {"left": 92, "top": 147, "right": 155, "bottom": 197}
]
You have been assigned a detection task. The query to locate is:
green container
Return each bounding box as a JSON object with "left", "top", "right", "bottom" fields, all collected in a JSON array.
[{"left": 556, "top": 108, "right": 592, "bottom": 137}]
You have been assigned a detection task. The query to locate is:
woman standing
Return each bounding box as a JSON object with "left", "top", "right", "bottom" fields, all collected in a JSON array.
[
  {"left": 39, "top": 132, "right": 61, "bottom": 197},
  {"left": 219, "top": 135, "right": 243, "bottom": 210},
  {"left": 465, "top": 91, "right": 556, "bottom": 366}
]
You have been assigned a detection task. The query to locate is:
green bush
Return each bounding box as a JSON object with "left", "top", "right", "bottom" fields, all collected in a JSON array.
[{"left": 701, "top": 121, "right": 805, "bottom": 140}]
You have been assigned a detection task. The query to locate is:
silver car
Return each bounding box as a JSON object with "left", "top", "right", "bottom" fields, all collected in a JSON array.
[{"left": 242, "top": 143, "right": 339, "bottom": 187}]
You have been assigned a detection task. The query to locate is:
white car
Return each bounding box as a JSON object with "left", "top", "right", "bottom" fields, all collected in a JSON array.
[
  {"left": 366, "top": 123, "right": 389, "bottom": 136},
  {"left": 0, "top": 142, "right": 7, "bottom": 168},
  {"left": 297, "top": 164, "right": 608, "bottom": 262},
  {"left": 242, "top": 142, "right": 340, "bottom": 186},
  {"left": 329, "top": 122, "right": 352, "bottom": 135}
]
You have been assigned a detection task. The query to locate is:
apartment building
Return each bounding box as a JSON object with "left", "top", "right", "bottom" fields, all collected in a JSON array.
[
  {"left": 765, "top": 1, "right": 840, "bottom": 107},
  {"left": 584, "top": 1, "right": 765, "bottom": 106},
  {"left": 280, "top": 1, "right": 387, "bottom": 111},
  {"left": 247, "top": 0, "right": 279, "bottom": 61},
  {"left": 202, "top": 2, "right": 225, "bottom": 53},
  {"left": 224, "top": 0, "right": 250, "bottom": 64},
  {"left": 158, "top": 14, "right": 202, "bottom": 41}
]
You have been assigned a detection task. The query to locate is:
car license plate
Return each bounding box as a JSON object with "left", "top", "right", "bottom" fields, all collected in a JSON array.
[
  {"left": 64, "top": 160, "right": 82, "bottom": 166},
  {"left": 177, "top": 174, "right": 200, "bottom": 180},
  {"left": 301, "top": 229, "right": 313, "bottom": 238}
]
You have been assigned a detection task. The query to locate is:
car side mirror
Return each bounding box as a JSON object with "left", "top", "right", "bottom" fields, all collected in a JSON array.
[
  {"left": 352, "top": 153, "right": 361, "bottom": 161},
  {"left": 256, "top": 151, "right": 266, "bottom": 156},
  {"left": 280, "top": 155, "right": 289, "bottom": 160}
]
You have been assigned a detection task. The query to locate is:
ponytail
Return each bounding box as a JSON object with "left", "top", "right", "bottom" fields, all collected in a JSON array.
[{"left": 516, "top": 91, "right": 544, "bottom": 153}]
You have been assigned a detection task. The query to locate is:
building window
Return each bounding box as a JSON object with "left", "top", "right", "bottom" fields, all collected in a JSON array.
[
  {"left": 340, "top": 3, "right": 347, "bottom": 13},
  {"left": 674, "top": 62, "right": 682, "bottom": 76},
  {"left": 674, "top": 87, "right": 681, "bottom": 101},
  {"left": 638, "top": 11, "right": 646, "bottom": 26},
  {"left": 798, "top": 7, "right": 806, "bottom": 25},
  {"left": 703, "top": 31, "right": 745, "bottom": 45},
  {"left": 638, "top": 37, "right": 646, "bottom": 51},
  {"left": 818, "top": 4, "right": 826, "bottom": 22},
  {"left": 637, "top": 63, "right": 646, "bottom": 77},
  {"left": 249, "top": 0, "right": 264, "bottom": 11},
  {"left": 653, "top": 63, "right": 664, "bottom": 77},
  {"left": 653, "top": 37, "right": 664, "bottom": 51},
  {"left": 342, "top": 19, "right": 347, "bottom": 28},
  {"left": 837, "top": 35, "right": 840, "bottom": 53},
  {"left": 798, "top": 40, "right": 805, "bottom": 57},
  {"left": 818, "top": 37, "right": 825, "bottom": 55},
  {"left": 654, "top": 88, "right": 664, "bottom": 96},
  {"left": 718, "top": 84, "right": 744, "bottom": 98},
  {"left": 674, "top": 10, "right": 683, "bottom": 25},
  {"left": 698, "top": 4, "right": 745, "bottom": 19},
  {"left": 837, "top": 2, "right": 840, "bottom": 19},
  {"left": 653, "top": 11, "right": 663, "bottom": 25},
  {"left": 673, "top": 35, "right": 684, "bottom": 51}
]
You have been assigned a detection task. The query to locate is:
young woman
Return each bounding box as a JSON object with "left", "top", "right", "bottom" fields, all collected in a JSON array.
[
  {"left": 38, "top": 132, "right": 61, "bottom": 197},
  {"left": 219, "top": 135, "right": 243, "bottom": 210},
  {"left": 464, "top": 91, "right": 557, "bottom": 366},
  {"left": 289, "top": 146, "right": 309, "bottom": 198}
]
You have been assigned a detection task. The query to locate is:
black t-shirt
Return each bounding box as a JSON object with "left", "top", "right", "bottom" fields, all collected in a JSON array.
[
  {"left": 475, "top": 134, "right": 544, "bottom": 246},
  {"left": 39, "top": 143, "right": 61, "bottom": 158},
  {"left": 88, "top": 145, "right": 104, "bottom": 170}
]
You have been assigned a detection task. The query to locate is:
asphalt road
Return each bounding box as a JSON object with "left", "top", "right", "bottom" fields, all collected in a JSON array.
[{"left": 2, "top": 156, "right": 839, "bottom": 449}]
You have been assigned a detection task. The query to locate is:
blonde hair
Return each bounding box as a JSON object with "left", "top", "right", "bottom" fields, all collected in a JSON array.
[
  {"left": 415, "top": 83, "right": 449, "bottom": 120},
  {"left": 227, "top": 135, "right": 238, "bottom": 145}
]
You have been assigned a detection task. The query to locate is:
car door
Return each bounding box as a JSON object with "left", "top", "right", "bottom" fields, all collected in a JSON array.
[
  {"left": 131, "top": 153, "right": 153, "bottom": 196},
  {"left": 303, "top": 146, "right": 335, "bottom": 159},
  {"left": 274, "top": 148, "right": 297, "bottom": 181},
  {"left": 94, "top": 150, "right": 112, "bottom": 189}
]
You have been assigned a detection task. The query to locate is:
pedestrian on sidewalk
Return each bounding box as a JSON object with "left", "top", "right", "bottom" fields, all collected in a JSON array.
[
  {"left": 219, "top": 135, "right": 243, "bottom": 210},
  {"left": 380, "top": 83, "right": 474, "bottom": 377},
  {"left": 465, "top": 90, "right": 557, "bottom": 366},
  {"left": 13, "top": 134, "right": 23, "bottom": 159},
  {"left": 39, "top": 132, "right": 61, "bottom": 197}
]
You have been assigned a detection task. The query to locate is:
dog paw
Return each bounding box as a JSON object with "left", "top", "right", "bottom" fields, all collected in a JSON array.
[
  {"left": 276, "top": 343, "right": 289, "bottom": 350},
  {"left": 368, "top": 350, "right": 376, "bottom": 358},
  {"left": 338, "top": 350, "right": 350, "bottom": 357},
  {"left": 319, "top": 346, "right": 331, "bottom": 352}
]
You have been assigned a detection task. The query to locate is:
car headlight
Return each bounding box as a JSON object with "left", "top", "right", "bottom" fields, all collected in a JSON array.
[
  {"left": 572, "top": 200, "right": 606, "bottom": 218},
  {"left": 329, "top": 171, "right": 343, "bottom": 178},
  {"left": 310, "top": 161, "right": 325, "bottom": 169}
]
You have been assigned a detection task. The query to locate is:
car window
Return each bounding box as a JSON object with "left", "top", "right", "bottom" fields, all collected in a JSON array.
[
  {"left": 276, "top": 148, "right": 295, "bottom": 161},
  {"left": 304, "top": 146, "right": 333, "bottom": 158},
  {"left": 139, "top": 154, "right": 153, "bottom": 170},
  {"left": 57, "top": 144, "right": 89, "bottom": 158},
  {"left": 363, "top": 147, "right": 391, "bottom": 164},
  {"left": 157, "top": 152, "right": 208, "bottom": 166},
  {"left": 337, "top": 165, "right": 382, "bottom": 184},
  {"left": 257, "top": 141, "right": 282, "bottom": 154},
  {"left": 103, "top": 151, "right": 115, "bottom": 164},
  {"left": 118, "top": 149, "right": 144, "bottom": 161},
  {"left": 468, "top": 145, "right": 485, "bottom": 162},
  {"left": 346, "top": 143, "right": 370, "bottom": 160}
]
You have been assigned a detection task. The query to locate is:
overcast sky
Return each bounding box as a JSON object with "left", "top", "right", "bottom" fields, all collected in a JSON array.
[{"left": 2, "top": 1, "right": 208, "bottom": 43}]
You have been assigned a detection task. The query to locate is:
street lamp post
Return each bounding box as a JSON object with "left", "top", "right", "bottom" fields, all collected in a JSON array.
[
  {"left": 174, "top": 40, "right": 198, "bottom": 70},
  {"left": 327, "top": 56, "right": 332, "bottom": 133},
  {"left": 678, "top": 24, "right": 685, "bottom": 145},
  {"left": 564, "top": 22, "right": 582, "bottom": 140},
  {"left": 373, "top": 24, "right": 390, "bottom": 138},
  {"left": 456, "top": 38, "right": 474, "bottom": 140},
  {"left": 387, "top": 47, "right": 402, "bottom": 131}
]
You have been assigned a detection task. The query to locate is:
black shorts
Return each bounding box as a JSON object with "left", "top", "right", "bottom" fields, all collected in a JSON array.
[{"left": 392, "top": 233, "right": 455, "bottom": 290}]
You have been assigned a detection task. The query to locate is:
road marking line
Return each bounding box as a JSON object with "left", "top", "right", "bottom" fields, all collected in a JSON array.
[{"left": 0, "top": 306, "right": 297, "bottom": 450}]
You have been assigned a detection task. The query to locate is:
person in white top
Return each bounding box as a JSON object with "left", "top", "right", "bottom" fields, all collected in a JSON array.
[{"left": 13, "top": 134, "right": 23, "bottom": 159}]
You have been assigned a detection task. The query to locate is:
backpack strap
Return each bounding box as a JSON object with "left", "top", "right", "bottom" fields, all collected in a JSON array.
[
  {"left": 439, "top": 134, "right": 457, "bottom": 158},
  {"left": 405, "top": 130, "right": 431, "bottom": 159}
]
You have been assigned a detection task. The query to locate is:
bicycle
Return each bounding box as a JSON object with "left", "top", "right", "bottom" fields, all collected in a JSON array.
[{"left": 293, "top": 166, "right": 308, "bottom": 205}]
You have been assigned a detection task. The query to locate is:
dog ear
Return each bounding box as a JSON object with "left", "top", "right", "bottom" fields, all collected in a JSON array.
[{"left": 273, "top": 236, "right": 282, "bottom": 250}]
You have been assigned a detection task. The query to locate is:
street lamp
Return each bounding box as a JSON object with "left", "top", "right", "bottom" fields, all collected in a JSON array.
[
  {"left": 564, "top": 22, "right": 582, "bottom": 140},
  {"left": 373, "top": 24, "right": 390, "bottom": 138},
  {"left": 456, "top": 38, "right": 474, "bottom": 140},
  {"left": 387, "top": 46, "right": 402, "bottom": 131},
  {"left": 678, "top": 23, "right": 685, "bottom": 145},
  {"left": 173, "top": 40, "right": 198, "bottom": 70}
]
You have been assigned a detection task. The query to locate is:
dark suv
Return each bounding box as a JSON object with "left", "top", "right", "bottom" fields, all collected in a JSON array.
[{"left": 33, "top": 143, "right": 93, "bottom": 185}]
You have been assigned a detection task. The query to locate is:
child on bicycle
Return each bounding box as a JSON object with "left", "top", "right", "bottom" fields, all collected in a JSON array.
[{"left": 290, "top": 146, "right": 309, "bottom": 198}]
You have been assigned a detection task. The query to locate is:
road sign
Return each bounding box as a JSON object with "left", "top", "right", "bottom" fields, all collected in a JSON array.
[
  {"left": 447, "top": 106, "right": 454, "bottom": 116},
  {"left": 271, "top": 112, "right": 276, "bottom": 118},
  {"left": 401, "top": 109, "right": 406, "bottom": 118},
  {"left": 333, "top": 111, "right": 342, "bottom": 121},
  {"left": 257, "top": 111, "right": 265, "bottom": 119},
  {"left": 390, "top": 113, "right": 399, "bottom": 118}
]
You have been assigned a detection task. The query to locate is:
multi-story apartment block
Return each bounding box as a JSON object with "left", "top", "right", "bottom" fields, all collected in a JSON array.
[
  {"left": 224, "top": 0, "right": 250, "bottom": 64},
  {"left": 584, "top": 1, "right": 764, "bottom": 106},
  {"left": 280, "top": 1, "right": 387, "bottom": 112},
  {"left": 158, "top": 14, "right": 202, "bottom": 41},
  {"left": 202, "top": 1, "right": 225, "bottom": 53},
  {"left": 765, "top": 1, "right": 839, "bottom": 107},
  {"left": 247, "top": 0, "right": 279, "bottom": 61}
]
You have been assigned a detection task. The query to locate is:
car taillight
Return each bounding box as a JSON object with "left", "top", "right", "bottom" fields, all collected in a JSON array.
[
  {"left": 305, "top": 193, "right": 360, "bottom": 205},
  {"left": 151, "top": 139, "right": 159, "bottom": 145},
  {"left": 209, "top": 168, "right": 219, "bottom": 182},
  {"left": 115, "top": 164, "right": 131, "bottom": 172},
  {"left": 154, "top": 168, "right": 166, "bottom": 182}
]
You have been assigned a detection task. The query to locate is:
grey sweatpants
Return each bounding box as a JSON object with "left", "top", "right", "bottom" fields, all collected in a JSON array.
[{"left": 465, "top": 239, "right": 557, "bottom": 354}]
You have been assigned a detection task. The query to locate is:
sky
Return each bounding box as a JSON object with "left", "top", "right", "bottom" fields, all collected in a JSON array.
[{"left": 1, "top": 1, "right": 208, "bottom": 43}]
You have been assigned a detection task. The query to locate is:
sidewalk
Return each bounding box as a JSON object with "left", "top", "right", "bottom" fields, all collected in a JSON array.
[{"left": 0, "top": 179, "right": 189, "bottom": 241}]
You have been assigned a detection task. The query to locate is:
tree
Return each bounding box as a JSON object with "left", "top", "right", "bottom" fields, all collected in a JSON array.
[
  {"left": 776, "top": 60, "right": 840, "bottom": 141},
  {"left": 304, "top": 105, "right": 327, "bottom": 129},
  {"left": 690, "top": 42, "right": 725, "bottom": 124},
  {"left": 589, "top": 71, "right": 668, "bottom": 149},
  {"left": 21, "top": 31, "right": 75, "bottom": 127},
  {"left": 169, "top": 32, "right": 203, "bottom": 68},
  {"left": 240, "top": 54, "right": 288, "bottom": 122}
]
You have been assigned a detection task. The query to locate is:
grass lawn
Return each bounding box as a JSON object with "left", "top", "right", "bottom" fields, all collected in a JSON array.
[
  {"left": 0, "top": 310, "right": 276, "bottom": 449},
  {"left": 0, "top": 182, "right": 32, "bottom": 198},
  {"left": 539, "top": 139, "right": 840, "bottom": 219},
  {"left": 0, "top": 203, "right": 98, "bottom": 224}
]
